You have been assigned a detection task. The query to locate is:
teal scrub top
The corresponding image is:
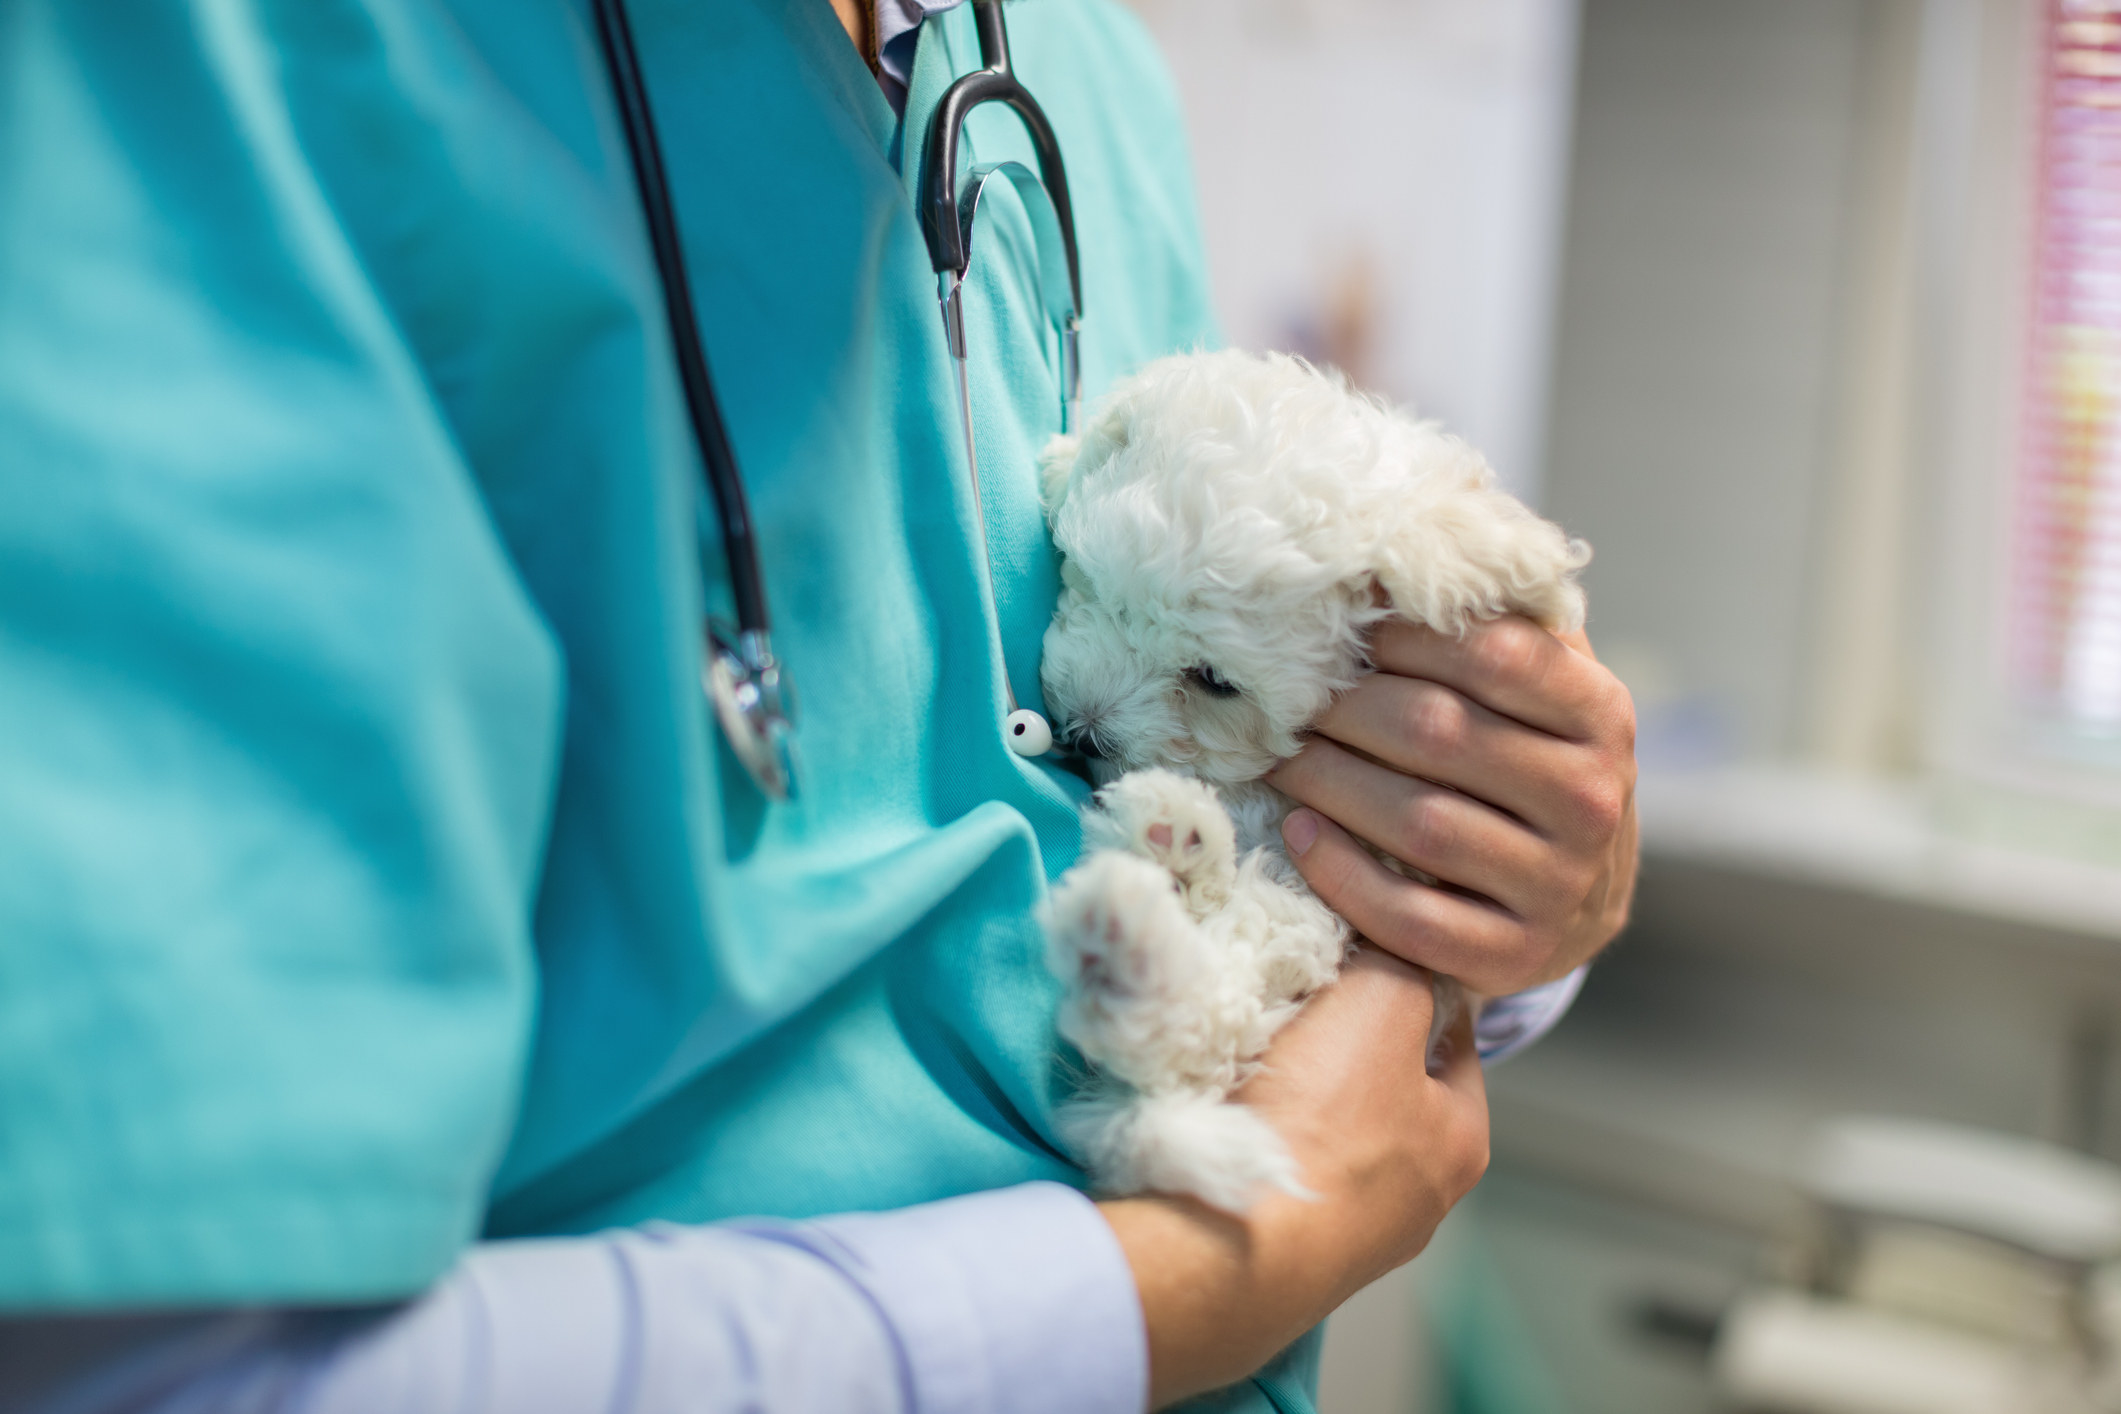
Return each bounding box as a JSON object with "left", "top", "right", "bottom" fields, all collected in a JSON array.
[{"left": 1, "top": 0, "right": 1321, "bottom": 1406}]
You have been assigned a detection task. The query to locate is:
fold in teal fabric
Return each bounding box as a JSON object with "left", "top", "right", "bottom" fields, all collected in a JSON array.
[{"left": 0, "top": 0, "right": 1225, "bottom": 1311}]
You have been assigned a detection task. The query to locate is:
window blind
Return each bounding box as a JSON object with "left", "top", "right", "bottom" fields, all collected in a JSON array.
[{"left": 2019, "top": 0, "right": 2121, "bottom": 734}]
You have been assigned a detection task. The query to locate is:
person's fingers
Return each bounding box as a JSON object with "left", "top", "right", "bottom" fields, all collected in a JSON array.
[
  {"left": 1426, "top": 1008, "right": 1490, "bottom": 1193},
  {"left": 1281, "top": 809, "right": 1546, "bottom": 992},
  {"left": 1429, "top": 1006, "right": 1484, "bottom": 1101},
  {"left": 1269, "top": 737, "right": 1554, "bottom": 914},
  {"left": 1600, "top": 792, "right": 1643, "bottom": 941},
  {"left": 1302, "top": 673, "right": 1611, "bottom": 844},
  {"left": 1366, "top": 618, "right": 1627, "bottom": 745}
]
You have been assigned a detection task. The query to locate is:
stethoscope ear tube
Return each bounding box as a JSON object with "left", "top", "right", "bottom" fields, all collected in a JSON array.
[
  {"left": 920, "top": 0, "right": 1087, "bottom": 761},
  {"left": 921, "top": 0, "right": 1084, "bottom": 321},
  {"left": 593, "top": 0, "right": 797, "bottom": 800},
  {"left": 955, "top": 161, "right": 1083, "bottom": 429}
]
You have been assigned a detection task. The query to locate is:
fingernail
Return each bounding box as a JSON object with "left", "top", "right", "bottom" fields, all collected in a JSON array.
[{"left": 1282, "top": 809, "right": 1320, "bottom": 856}]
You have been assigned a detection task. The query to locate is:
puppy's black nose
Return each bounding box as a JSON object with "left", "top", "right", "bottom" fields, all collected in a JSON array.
[{"left": 1061, "top": 723, "right": 1106, "bottom": 759}]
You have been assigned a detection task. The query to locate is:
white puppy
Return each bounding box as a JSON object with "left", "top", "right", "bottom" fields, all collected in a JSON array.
[{"left": 1038, "top": 348, "right": 1588, "bottom": 1213}]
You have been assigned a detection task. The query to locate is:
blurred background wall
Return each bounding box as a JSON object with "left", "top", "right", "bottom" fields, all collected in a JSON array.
[
  {"left": 1123, "top": 0, "right": 2121, "bottom": 1411},
  {"left": 1123, "top": 0, "right": 1580, "bottom": 501}
]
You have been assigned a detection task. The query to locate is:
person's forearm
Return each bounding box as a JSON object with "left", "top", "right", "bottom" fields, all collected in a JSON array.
[
  {"left": 2, "top": 1184, "right": 1148, "bottom": 1414},
  {"left": 1098, "top": 1193, "right": 1365, "bottom": 1408},
  {"left": 1101, "top": 963, "right": 1490, "bottom": 1410}
]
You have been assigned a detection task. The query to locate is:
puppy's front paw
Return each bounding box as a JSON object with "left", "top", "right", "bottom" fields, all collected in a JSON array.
[
  {"left": 1084, "top": 768, "right": 1239, "bottom": 916},
  {"left": 1046, "top": 850, "right": 1216, "bottom": 1089}
]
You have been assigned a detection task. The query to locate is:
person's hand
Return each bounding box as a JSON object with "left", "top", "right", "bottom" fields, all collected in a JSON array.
[
  {"left": 1235, "top": 949, "right": 1489, "bottom": 1286},
  {"left": 1099, "top": 949, "right": 1487, "bottom": 1407},
  {"left": 1266, "top": 617, "right": 1637, "bottom": 995}
]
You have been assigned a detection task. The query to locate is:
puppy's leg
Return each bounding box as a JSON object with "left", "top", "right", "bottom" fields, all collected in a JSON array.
[
  {"left": 1222, "top": 853, "right": 1354, "bottom": 1013},
  {"left": 1240, "top": 853, "right": 1467, "bottom": 1071},
  {"left": 1057, "top": 1081, "right": 1308, "bottom": 1214},
  {"left": 1046, "top": 850, "right": 1236, "bottom": 1090},
  {"left": 1046, "top": 850, "right": 1301, "bottom": 1210},
  {"left": 1084, "top": 768, "right": 1239, "bottom": 917}
]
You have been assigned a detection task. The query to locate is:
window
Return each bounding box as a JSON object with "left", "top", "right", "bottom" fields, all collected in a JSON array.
[{"left": 2015, "top": 1, "right": 2121, "bottom": 740}]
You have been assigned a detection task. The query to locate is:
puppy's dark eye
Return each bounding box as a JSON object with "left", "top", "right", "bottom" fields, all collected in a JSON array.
[{"left": 1185, "top": 665, "right": 1242, "bottom": 699}]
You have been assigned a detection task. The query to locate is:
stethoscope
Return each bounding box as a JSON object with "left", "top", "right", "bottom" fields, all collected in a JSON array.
[{"left": 592, "top": 0, "right": 1083, "bottom": 803}]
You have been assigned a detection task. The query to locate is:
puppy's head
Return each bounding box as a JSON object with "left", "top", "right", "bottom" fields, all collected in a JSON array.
[{"left": 1037, "top": 349, "right": 1586, "bottom": 786}]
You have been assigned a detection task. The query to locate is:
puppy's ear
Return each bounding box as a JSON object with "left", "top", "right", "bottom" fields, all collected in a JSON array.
[
  {"left": 1366, "top": 475, "right": 1592, "bottom": 637},
  {"left": 1037, "top": 433, "right": 1083, "bottom": 523}
]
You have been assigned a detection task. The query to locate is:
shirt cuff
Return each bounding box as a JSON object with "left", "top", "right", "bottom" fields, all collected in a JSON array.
[
  {"left": 1475, "top": 966, "right": 1588, "bottom": 1064},
  {"left": 737, "top": 1182, "right": 1148, "bottom": 1414}
]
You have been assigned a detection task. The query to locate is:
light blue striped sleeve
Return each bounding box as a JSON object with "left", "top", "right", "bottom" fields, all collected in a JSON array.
[
  {"left": 2, "top": 1184, "right": 1148, "bottom": 1414},
  {"left": 1475, "top": 967, "right": 1589, "bottom": 1065}
]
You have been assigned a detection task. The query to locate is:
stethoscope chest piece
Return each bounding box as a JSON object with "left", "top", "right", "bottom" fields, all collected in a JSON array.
[
  {"left": 706, "top": 625, "right": 798, "bottom": 800},
  {"left": 1005, "top": 708, "right": 1053, "bottom": 757}
]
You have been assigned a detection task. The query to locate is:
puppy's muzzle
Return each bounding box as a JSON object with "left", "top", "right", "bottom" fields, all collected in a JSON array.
[{"left": 1060, "top": 720, "right": 1108, "bottom": 759}]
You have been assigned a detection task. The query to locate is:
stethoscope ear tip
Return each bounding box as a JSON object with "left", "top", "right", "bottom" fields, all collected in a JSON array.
[{"left": 1005, "top": 708, "right": 1054, "bottom": 757}]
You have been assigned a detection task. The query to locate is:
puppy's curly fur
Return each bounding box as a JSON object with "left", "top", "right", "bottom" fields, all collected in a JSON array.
[{"left": 1039, "top": 349, "right": 1588, "bottom": 1213}]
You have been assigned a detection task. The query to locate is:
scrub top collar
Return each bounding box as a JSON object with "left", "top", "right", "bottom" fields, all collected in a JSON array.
[{"left": 877, "top": 0, "right": 968, "bottom": 110}]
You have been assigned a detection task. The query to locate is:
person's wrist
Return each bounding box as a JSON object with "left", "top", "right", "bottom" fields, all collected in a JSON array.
[
  {"left": 1237, "top": 1186, "right": 1383, "bottom": 1313},
  {"left": 1100, "top": 1191, "right": 1350, "bottom": 1407}
]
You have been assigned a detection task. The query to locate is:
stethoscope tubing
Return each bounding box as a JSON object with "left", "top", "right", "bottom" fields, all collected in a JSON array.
[
  {"left": 593, "top": 0, "right": 798, "bottom": 801},
  {"left": 591, "top": 0, "right": 770, "bottom": 640},
  {"left": 590, "top": 0, "right": 1085, "bottom": 792}
]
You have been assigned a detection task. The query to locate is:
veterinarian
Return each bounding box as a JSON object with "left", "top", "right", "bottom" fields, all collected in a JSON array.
[{"left": 0, "top": 2, "right": 1637, "bottom": 1411}]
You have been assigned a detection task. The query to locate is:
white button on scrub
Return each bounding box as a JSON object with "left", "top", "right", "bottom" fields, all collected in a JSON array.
[{"left": 1005, "top": 709, "right": 1053, "bottom": 757}]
